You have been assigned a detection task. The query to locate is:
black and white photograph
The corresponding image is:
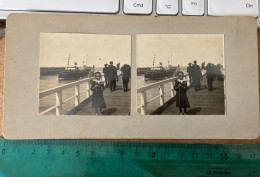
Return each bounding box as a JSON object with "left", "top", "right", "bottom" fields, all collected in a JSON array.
[
  {"left": 137, "top": 34, "right": 225, "bottom": 115},
  {"left": 39, "top": 33, "right": 131, "bottom": 116}
]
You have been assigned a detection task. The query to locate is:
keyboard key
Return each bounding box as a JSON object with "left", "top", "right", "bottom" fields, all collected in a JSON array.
[
  {"left": 0, "top": 0, "right": 119, "bottom": 14},
  {"left": 156, "top": 0, "right": 178, "bottom": 15},
  {"left": 208, "top": 0, "right": 258, "bottom": 17},
  {"left": 182, "top": 0, "right": 204, "bottom": 16},
  {"left": 124, "top": 0, "right": 153, "bottom": 14}
]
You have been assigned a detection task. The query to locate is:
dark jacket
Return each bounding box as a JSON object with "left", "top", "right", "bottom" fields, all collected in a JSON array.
[
  {"left": 174, "top": 80, "right": 190, "bottom": 108},
  {"left": 191, "top": 64, "right": 202, "bottom": 81},
  {"left": 187, "top": 66, "right": 193, "bottom": 75},
  {"left": 103, "top": 66, "right": 109, "bottom": 76},
  {"left": 120, "top": 64, "right": 131, "bottom": 81},
  {"left": 108, "top": 65, "right": 117, "bottom": 80},
  {"left": 91, "top": 80, "right": 106, "bottom": 108}
]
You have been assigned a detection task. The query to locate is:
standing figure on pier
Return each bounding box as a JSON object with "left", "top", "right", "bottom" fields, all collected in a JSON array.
[
  {"left": 216, "top": 64, "right": 224, "bottom": 81},
  {"left": 108, "top": 61, "right": 117, "bottom": 91},
  {"left": 120, "top": 64, "right": 131, "bottom": 92},
  {"left": 187, "top": 63, "right": 193, "bottom": 85},
  {"left": 88, "top": 65, "right": 95, "bottom": 78},
  {"left": 174, "top": 71, "right": 190, "bottom": 115},
  {"left": 103, "top": 64, "right": 109, "bottom": 87},
  {"left": 205, "top": 63, "right": 216, "bottom": 91},
  {"left": 191, "top": 60, "right": 203, "bottom": 91},
  {"left": 91, "top": 72, "right": 106, "bottom": 116}
]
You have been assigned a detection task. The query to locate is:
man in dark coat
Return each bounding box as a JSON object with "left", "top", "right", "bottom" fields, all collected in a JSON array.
[
  {"left": 108, "top": 61, "right": 117, "bottom": 91},
  {"left": 187, "top": 63, "right": 193, "bottom": 85},
  {"left": 205, "top": 63, "right": 216, "bottom": 91},
  {"left": 103, "top": 64, "right": 109, "bottom": 87},
  {"left": 120, "top": 64, "right": 131, "bottom": 92},
  {"left": 191, "top": 60, "right": 202, "bottom": 91}
]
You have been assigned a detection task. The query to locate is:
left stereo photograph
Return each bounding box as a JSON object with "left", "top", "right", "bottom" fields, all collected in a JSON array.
[{"left": 39, "top": 33, "right": 131, "bottom": 116}]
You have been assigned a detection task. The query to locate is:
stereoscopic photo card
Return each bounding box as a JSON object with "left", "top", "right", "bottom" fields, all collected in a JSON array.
[{"left": 3, "top": 14, "right": 259, "bottom": 139}]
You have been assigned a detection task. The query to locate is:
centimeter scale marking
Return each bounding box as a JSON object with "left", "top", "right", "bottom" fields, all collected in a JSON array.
[{"left": 0, "top": 140, "right": 260, "bottom": 177}]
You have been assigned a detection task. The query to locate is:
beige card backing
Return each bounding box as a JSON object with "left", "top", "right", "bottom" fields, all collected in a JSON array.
[{"left": 3, "top": 13, "right": 259, "bottom": 139}]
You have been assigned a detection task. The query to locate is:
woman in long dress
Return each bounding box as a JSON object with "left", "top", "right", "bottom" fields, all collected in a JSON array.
[
  {"left": 174, "top": 71, "right": 190, "bottom": 115},
  {"left": 91, "top": 72, "right": 106, "bottom": 115}
]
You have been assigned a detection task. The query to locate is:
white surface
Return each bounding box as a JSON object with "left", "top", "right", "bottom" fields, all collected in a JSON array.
[
  {"left": 182, "top": 0, "right": 204, "bottom": 16},
  {"left": 208, "top": 0, "right": 259, "bottom": 17},
  {"left": 0, "top": 0, "right": 119, "bottom": 13},
  {"left": 156, "top": 0, "right": 178, "bottom": 15},
  {"left": 0, "top": 0, "right": 260, "bottom": 27},
  {"left": 0, "top": 10, "right": 12, "bottom": 20},
  {"left": 123, "top": 0, "right": 153, "bottom": 14}
]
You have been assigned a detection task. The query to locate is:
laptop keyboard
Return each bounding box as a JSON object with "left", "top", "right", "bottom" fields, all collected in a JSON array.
[{"left": 0, "top": 0, "right": 259, "bottom": 26}]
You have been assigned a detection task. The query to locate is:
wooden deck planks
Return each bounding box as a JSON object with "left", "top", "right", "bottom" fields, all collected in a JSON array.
[
  {"left": 76, "top": 76, "right": 131, "bottom": 116},
  {"left": 161, "top": 75, "right": 225, "bottom": 115}
]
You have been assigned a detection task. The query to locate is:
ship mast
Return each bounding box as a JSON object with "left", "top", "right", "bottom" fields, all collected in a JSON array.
[
  {"left": 67, "top": 54, "right": 71, "bottom": 67},
  {"left": 82, "top": 55, "right": 88, "bottom": 67},
  {"left": 153, "top": 55, "right": 156, "bottom": 68},
  {"left": 86, "top": 55, "right": 88, "bottom": 66}
]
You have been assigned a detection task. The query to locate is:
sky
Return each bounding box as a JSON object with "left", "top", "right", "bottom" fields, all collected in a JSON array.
[
  {"left": 40, "top": 33, "right": 131, "bottom": 67},
  {"left": 136, "top": 34, "right": 224, "bottom": 68}
]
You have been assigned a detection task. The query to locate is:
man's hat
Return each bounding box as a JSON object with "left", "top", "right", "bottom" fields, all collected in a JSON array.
[
  {"left": 188, "top": 63, "right": 192, "bottom": 65},
  {"left": 104, "top": 64, "right": 108, "bottom": 66}
]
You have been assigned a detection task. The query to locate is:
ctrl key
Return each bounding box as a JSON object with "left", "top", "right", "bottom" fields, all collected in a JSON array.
[
  {"left": 208, "top": 0, "right": 259, "bottom": 17},
  {"left": 123, "top": 0, "right": 153, "bottom": 14}
]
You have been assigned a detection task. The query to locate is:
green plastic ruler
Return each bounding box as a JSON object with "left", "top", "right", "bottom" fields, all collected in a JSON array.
[{"left": 0, "top": 139, "right": 260, "bottom": 177}]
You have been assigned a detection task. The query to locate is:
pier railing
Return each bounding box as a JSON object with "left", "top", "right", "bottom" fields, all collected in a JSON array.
[
  {"left": 137, "top": 70, "right": 206, "bottom": 115},
  {"left": 39, "top": 77, "right": 94, "bottom": 115}
]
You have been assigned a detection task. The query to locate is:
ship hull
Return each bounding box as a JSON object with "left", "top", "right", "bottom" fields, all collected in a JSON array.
[
  {"left": 58, "top": 70, "right": 90, "bottom": 80},
  {"left": 144, "top": 73, "right": 169, "bottom": 80},
  {"left": 144, "top": 70, "right": 175, "bottom": 80}
]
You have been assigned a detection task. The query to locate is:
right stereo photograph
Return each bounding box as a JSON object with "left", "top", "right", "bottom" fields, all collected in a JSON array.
[{"left": 136, "top": 34, "right": 225, "bottom": 116}]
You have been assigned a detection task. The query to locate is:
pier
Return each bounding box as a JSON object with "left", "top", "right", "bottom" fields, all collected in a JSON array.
[
  {"left": 137, "top": 71, "right": 225, "bottom": 115},
  {"left": 39, "top": 75, "right": 130, "bottom": 116},
  {"left": 39, "top": 71, "right": 224, "bottom": 116}
]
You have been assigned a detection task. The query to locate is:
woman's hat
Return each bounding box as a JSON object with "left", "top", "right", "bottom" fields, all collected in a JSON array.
[
  {"left": 94, "top": 71, "right": 101, "bottom": 76},
  {"left": 176, "top": 71, "right": 184, "bottom": 75}
]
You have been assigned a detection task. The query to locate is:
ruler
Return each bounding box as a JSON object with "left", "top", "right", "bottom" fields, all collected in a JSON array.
[{"left": 0, "top": 140, "right": 259, "bottom": 177}]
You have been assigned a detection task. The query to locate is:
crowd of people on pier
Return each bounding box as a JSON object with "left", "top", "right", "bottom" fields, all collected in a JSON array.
[
  {"left": 102, "top": 61, "right": 131, "bottom": 92},
  {"left": 91, "top": 61, "right": 131, "bottom": 115},
  {"left": 175, "top": 60, "right": 224, "bottom": 115},
  {"left": 187, "top": 60, "right": 224, "bottom": 91}
]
